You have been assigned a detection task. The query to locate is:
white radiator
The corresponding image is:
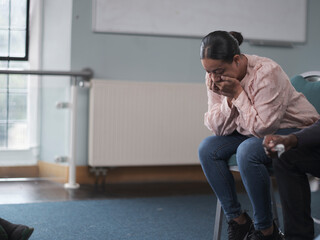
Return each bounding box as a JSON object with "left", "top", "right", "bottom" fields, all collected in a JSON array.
[{"left": 88, "top": 79, "right": 210, "bottom": 167}]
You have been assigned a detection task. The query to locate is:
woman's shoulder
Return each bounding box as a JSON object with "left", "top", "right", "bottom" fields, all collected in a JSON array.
[
  {"left": 246, "top": 54, "right": 279, "bottom": 70},
  {"left": 243, "top": 54, "right": 290, "bottom": 91},
  {"left": 246, "top": 54, "right": 285, "bottom": 78}
]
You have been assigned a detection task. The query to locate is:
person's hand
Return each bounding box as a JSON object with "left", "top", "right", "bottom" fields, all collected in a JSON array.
[
  {"left": 263, "top": 134, "right": 298, "bottom": 158},
  {"left": 207, "top": 74, "right": 242, "bottom": 98},
  {"left": 206, "top": 73, "right": 221, "bottom": 93},
  {"left": 206, "top": 74, "right": 243, "bottom": 99},
  {"left": 216, "top": 76, "right": 243, "bottom": 99},
  {"left": 206, "top": 72, "right": 213, "bottom": 90}
]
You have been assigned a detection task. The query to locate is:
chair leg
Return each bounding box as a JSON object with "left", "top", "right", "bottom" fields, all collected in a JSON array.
[
  {"left": 270, "top": 178, "right": 280, "bottom": 228},
  {"left": 213, "top": 199, "right": 223, "bottom": 240}
]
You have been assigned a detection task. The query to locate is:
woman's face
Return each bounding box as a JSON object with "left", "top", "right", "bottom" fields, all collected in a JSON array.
[{"left": 201, "top": 56, "right": 241, "bottom": 82}]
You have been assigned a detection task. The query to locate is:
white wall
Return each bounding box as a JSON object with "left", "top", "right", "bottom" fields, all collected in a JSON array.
[{"left": 40, "top": 0, "right": 73, "bottom": 163}]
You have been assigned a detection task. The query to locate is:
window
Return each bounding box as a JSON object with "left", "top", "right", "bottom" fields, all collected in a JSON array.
[
  {"left": 0, "top": 0, "right": 29, "bottom": 61},
  {"left": 0, "top": 61, "right": 29, "bottom": 149},
  {"left": 0, "top": 0, "right": 30, "bottom": 151}
]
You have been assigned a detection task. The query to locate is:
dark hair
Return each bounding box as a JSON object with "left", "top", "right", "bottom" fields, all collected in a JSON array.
[{"left": 200, "top": 31, "right": 243, "bottom": 62}]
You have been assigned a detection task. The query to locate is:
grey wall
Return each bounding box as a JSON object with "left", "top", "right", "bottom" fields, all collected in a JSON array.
[
  {"left": 71, "top": 0, "right": 320, "bottom": 80},
  {"left": 40, "top": 0, "right": 320, "bottom": 166}
]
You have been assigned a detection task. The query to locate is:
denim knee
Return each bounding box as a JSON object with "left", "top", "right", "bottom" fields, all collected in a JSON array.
[
  {"left": 236, "top": 140, "right": 254, "bottom": 171},
  {"left": 236, "top": 138, "right": 269, "bottom": 170},
  {"left": 198, "top": 137, "right": 213, "bottom": 165},
  {"left": 198, "top": 135, "right": 237, "bottom": 165}
]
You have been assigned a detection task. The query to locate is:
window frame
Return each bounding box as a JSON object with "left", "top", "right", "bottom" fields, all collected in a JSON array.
[{"left": 0, "top": 0, "right": 30, "bottom": 61}]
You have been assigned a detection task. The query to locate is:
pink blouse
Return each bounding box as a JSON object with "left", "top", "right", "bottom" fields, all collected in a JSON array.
[{"left": 204, "top": 54, "right": 320, "bottom": 138}]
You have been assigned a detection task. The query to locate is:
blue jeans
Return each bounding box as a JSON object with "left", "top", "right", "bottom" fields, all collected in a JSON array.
[{"left": 198, "top": 129, "right": 298, "bottom": 230}]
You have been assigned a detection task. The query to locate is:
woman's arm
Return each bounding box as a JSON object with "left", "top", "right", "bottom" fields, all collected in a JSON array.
[
  {"left": 204, "top": 74, "right": 238, "bottom": 135},
  {"left": 232, "top": 64, "right": 290, "bottom": 137}
]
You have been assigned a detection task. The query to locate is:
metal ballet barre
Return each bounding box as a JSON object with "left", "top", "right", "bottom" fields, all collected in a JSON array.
[{"left": 0, "top": 68, "right": 93, "bottom": 189}]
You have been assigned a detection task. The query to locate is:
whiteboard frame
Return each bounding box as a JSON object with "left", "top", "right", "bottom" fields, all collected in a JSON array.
[{"left": 92, "top": 0, "right": 307, "bottom": 44}]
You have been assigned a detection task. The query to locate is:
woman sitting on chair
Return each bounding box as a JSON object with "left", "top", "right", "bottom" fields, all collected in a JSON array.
[{"left": 198, "top": 30, "right": 319, "bottom": 240}]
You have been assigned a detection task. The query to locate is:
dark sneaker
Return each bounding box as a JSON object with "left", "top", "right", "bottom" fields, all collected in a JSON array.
[
  {"left": 0, "top": 218, "right": 33, "bottom": 240},
  {"left": 9, "top": 225, "right": 34, "bottom": 240},
  {"left": 248, "top": 221, "right": 284, "bottom": 240},
  {"left": 228, "top": 212, "right": 254, "bottom": 240}
]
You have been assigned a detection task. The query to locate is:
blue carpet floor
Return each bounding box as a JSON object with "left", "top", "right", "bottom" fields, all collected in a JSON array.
[{"left": 1, "top": 192, "right": 320, "bottom": 240}]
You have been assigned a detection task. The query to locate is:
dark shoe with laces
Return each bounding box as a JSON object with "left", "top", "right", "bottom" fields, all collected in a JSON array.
[
  {"left": 248, "top": 221, "right": 284, "bottom": 240},
  {"left": 0, "top": 218, "right": 34, "bottom": 240},
  {"left": 228, "top": 212, "right": 254, "bottom": 240},
  {"left": 10, "top": 225, "right": 34, "bottom": 240}
]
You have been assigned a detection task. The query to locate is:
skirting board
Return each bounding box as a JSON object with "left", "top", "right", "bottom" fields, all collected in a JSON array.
[
  {"left": 38, "top": 161, "right": 208, "bottom": 184},
  {"left": 0, "top": 165, "right": 39, "bottom": 178},
  {"left": 0, "top": 161, "right": 244, "bottom": 186}
]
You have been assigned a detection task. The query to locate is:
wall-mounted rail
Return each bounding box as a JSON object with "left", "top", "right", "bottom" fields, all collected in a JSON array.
[
  {"left": 0, "top": 68, "right": 93, "bottom": 80},
  {"left": 0, "top": 68, "right": 93, "bottom": 189}
]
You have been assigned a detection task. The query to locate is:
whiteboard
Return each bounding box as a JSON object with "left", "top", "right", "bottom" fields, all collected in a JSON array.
[{"left": 92, "top": 0, "right": 307, "bottom": 43}]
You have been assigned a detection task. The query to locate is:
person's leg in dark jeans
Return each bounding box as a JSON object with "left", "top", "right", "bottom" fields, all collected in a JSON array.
[
  {"left": 273, "top": 146, "right": 320, "bottom": 240},
  {"left": 198, "top": 131, "right": 255, "bottom": 239},
  {"left": 236, "top": 137, "right": 274, "bottom": 231},
  {"left": 198, "top": 132, "right": 248, "bottom": 220}
]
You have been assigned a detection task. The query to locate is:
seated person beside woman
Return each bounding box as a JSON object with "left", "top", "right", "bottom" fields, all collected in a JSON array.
[{"left": 263, "top": 119, "right": 320, "bottom": 240}]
